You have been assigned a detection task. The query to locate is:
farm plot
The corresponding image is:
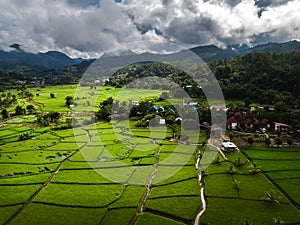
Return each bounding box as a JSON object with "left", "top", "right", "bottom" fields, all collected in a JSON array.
[
  {"left": 30, "top": 85, "right": 164, "bottom": 113},
  {"left": 0, "top": 118, "right": 203, "bottom": 225},
  {"left": 0, "top": 175, "right": 50, "bottom": 224},
  {"left": 0, "top": 129, "right": 83, "bottom": 178},
  {"left": 0, "top": 124, "right": 88, "bottom": 225},
  {"left": 0, "top": 125, "right": 32, "bottom": 145},
  {"left": 244, "top": 147, "right": 300, "bottom": 207},
  {"left": 201, "top": 151, "right": 300, "bottom": 225}
]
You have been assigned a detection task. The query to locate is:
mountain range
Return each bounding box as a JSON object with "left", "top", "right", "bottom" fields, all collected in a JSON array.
[{"left": 0, "top": 40, "right": 299, "bottom": 74}]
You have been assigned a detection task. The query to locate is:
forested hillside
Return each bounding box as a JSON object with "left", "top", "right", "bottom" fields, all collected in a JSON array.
[
  {"left": 108, "top": 51, "right": 300, "bottom": 107},
  {"left": 210, "top": 51, "right": 300, "bottom": 105}
]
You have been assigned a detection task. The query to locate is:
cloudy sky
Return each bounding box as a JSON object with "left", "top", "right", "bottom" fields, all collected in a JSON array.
[{"left": 0, "top": 0, "right": 299, "bottom": 58}]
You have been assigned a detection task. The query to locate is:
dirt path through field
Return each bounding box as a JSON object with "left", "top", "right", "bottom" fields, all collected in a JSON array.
[
  {"left": 194, "top": 142, "right": 228, "bottom": 225},
  {"left": 193, "top": 172, "right": 205, "bottom": 225},
  {"left": 4, "top": 130, "right": 91, "bottom": 225},
  {"left": 129, "top": 145, "right": 162, "bottom": 225},
  {"left": 194, "top": 147, "right": 206, "bottom": 225}
]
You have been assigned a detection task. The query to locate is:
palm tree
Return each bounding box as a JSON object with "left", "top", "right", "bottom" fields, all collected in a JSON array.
[
  {"left": 273, "top": 217, "right": 285, "bottom": 225},
  {"left": 248, "top": 162, "right": 262, "bottom": 174},
  {"left": 227, "top": 165, "right": 236, "bottom": 174},
  {"left": 234, "top": 157, "right": 246, "bottom": 167},
  {"left": 262, "top": 189, "right": 281, "bottom": 204},
  {"left": 232, "top": 179, "right": 241, "bottom": 198}
]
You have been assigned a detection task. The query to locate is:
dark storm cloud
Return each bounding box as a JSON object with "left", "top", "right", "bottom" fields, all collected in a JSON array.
[
  {"left": 121, "top": 0, "right": 300, "bottom": 47},
  {"left": 67, "top": 0, "right": 100, "bottom": 7},
  {"left": 255, "top": 0, "right": 293, "bottom": 7},
  {"left": 0, "top": 0, "right": 299, "bottom": 57},
  {"left": 165, "top": 17, "right": 219, "bottom": 45}
]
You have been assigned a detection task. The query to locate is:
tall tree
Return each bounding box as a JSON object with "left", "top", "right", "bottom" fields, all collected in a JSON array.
[
  {"left": 1, "top": 109, "right": 9, "bottom": 119},
  {"left": 65, "top": 96, "right": 73, "bottom": 108}
]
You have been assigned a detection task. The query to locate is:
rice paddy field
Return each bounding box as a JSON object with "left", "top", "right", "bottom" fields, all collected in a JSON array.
[
  {"left": 0, "top": 120, "right": 202, "bottom": 225},
  {"left": 201, "top": 149, "right": 300, "bottom": 225},
  {"left": 0, "top": 85, "right": 299, "bottom": 225}
]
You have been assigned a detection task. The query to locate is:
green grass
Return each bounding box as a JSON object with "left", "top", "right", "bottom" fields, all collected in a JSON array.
[
  {"left": 127, "top": 166, "right": 153, "bottom": 185},
  {"left": 274, "top": 178, "right": 300, "bottom": 206},
  {"left": 0, "top": 173, "right": 50, "bottom": 185},
  {"left": 233, "top": 174, "right": 289, "bottom": 202},
  {"left": 100, "top": 208, "right": 136, "bottom": 225},
  {"left": 34, "top": 183, "right": 125, "bottom": 207},
  {"left": 248, "top": 160, "right": 300, "bottom": 172},
  {"left": 31, "top": 85, "right": 78, "bottom": 112},
  {"left": 153, "top": 165, "right": 197, "bottom": 185},
  {"left": 201, "top": 197, "right": 300, "bottom": 225},
  {"left": 0, "top": 139, "right": 61, "bottom": 153},
  {"left": 244, "top": 148, "right": 300, "bottom": 160},
  {"left": 205, "top": 174, "right": 240, "bottom": 198},
  {"left": 136, "top": 212, "right": 186, "bottom": 225},
  {"left": 146, "top": 196, "right": 200, "bottom": 221},
  {"left": 1, "top": 86, "right": 300, "bottom": 225},
  {"left": 0, "top": 205, "right": 22, "bottom": 225},
  {"left": 201, "top": 147, "right": 300, "bottom": 225},
  {"left": 0, "top": 164, "right": 58, "bottom": 178},
  {"left": 0, "top": 185, "right": 42, "bottom": 206},
  {"left": 266, "top": 170, "right": 300, "bottom": 179},
  {"left": 30, "top": 85, "right": 165, "bottom": 113},
  {"left": 51, "top": 170, "right": 112, "bottom": 184},
  {"left": 12, "top": 203, "right": 107, "bottom": 225},
  {"left": 149, "top": 178, "right": 199, "bottom": 198},
  {"left": 0, "top": 150, "right": 72, "bottom": 164},
  {"left": 0, "top": 125, "right": 31, "bottom": 138},
  {"left": 109, "top": 186, "right": 145, "bottom": 208},
  {"left": 4, "top": 115, "right": 37, "bottom": 124},
  {"left": 0, "top": 125, "right": 32, "bottom": 145}
]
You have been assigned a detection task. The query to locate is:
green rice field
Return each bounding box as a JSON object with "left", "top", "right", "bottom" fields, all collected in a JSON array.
[{"left": 0, "top": 85, "right": 299, "bottom": 225}]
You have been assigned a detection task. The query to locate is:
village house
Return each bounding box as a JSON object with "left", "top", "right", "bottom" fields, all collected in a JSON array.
[
  {"left": 227, "top": 116, "right": 238, "bottom": 130},
  {"left": 210, "top": 105, "right": 228, "bottom": 112},
  {"left": 243, "top": 118, "right": 253, "bottom": 129},
  {"left": 221, "top": 141, "right": 239, "bottom": 152},
  {"left": 274, "top": 122, "right": 289, "bottom": 133},
  {"left": 260, "top": 118, "right": 270, "bottom": 128}
]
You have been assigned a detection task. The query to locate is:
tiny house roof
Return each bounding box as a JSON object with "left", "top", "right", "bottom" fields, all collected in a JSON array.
[{"left": 222, "top": 142, "right": 237, "bottom": 148}]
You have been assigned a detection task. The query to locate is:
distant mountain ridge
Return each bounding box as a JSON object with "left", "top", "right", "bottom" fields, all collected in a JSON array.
[
  {"left": 0, "top": 40, "right": 299, "bottom": 74},
  {"left": 188, "top": 40, "right": 300, "bottom": 61},
  {"left": 0, "top": 49, "right": 83, "bottom": 72}
]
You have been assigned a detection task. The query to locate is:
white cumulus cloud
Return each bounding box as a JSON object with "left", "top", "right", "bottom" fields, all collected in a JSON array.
[{"left": 0, "top": 0, "right": 299, "bottom": 58}]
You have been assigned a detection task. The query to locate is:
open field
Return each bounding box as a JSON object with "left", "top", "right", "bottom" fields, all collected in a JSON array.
[
  {"left": 244, "top": 147, "right": 300, "bottom": 207},
  {"left": 201, "top": 150, "right": 300, "bottom": 225},
  {"left": 0, "top": 85, "right": 300, "bottom": 225},
  {"left": 0, "top": 115, "right": 202, "bottom": 225}
]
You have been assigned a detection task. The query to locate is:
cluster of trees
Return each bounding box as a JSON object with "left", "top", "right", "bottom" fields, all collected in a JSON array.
[
  {"left": 0, "top": 92, "right": 17, "bottom": 114},
  {"left": 0, "top": 92, "right": 18, "bottom": 107},
  {"left": 96, "top": 97, "right": 114, "bottom": 121},
  {"left": 106, "top": 52, "right": 300, "bottom": 110},
  {"left": 0, "top": 87, "right": 37, "bottom": 119},
  {"left": 17, "top": 85, "right": 33, "bottom": 100},
  {"left": 210, "top": 51, "right": 300, "bottom": 107},
  {"left": 0, "top": 71, "right": 25, "bottom": 89},
  {"left": 37, "top": 112, "right": 61, "bottom": 127},
  {"left": 107, "top": 62, "right": 198, "bottom": 90}
]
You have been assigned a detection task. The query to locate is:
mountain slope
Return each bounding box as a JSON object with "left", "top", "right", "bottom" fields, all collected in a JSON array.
[
  {"left": 0, "top": 50, "right": 79, "bottom": 72},
  {"left": 0, "top": 40, "right": 299, "bottom": 75}
]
